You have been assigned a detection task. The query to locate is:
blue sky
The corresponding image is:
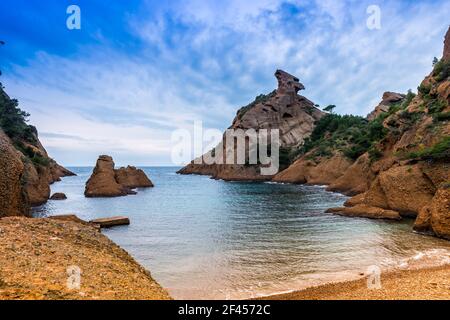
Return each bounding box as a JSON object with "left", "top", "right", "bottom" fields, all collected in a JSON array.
[{"left": 0, "top": 0, "right": 449, "bottom": 166}]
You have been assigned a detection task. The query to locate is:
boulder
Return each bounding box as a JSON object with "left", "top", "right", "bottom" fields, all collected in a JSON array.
[
  {"left": 115, "top": 166, "right": 154, "bottom": 188},
  {"left": 326, "top": 204, "right": 402, "bottom": 220},
  {"left": 50, "top": 193, "right": 67, "bottom": 200},
  {"left": 415, "top": 186, "right": 450, "bottom": 240}
]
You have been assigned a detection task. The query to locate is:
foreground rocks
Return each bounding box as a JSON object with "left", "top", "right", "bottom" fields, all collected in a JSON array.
[
  {"left": 178, "top": 69, "right": 324, "bottom": 181},
  {"left": 85, "top": 155, "right": 153, "bottom": 198},
  {"left": 0, "top": 217, "right": 170, "bottom": 300},
  {"left": 414, "top": 186, "right": 450, "bottom": 240}
]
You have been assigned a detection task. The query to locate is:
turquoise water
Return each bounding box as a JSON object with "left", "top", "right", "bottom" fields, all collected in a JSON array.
[{"left": 33, "top": 167, "right": 450, "bottom": 299}]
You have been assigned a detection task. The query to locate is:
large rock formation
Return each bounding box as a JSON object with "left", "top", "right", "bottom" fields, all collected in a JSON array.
[
  {"left": 0, "top": 87, "right": 75, "bottom": 217},
  {"left": 178, "top": 70, "right": 324, "bottom": 180},
  {"left": 273, "top": 27, "right": 450, "bottom": 239},
  {"left": 0, "top": 129, "right": 28, "bottom": 216},
  {"left": 85, "top": 155, "right": 153, "bottom": 198}
]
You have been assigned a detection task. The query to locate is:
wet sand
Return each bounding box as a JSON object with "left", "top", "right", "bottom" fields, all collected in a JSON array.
[{"left": 260, "top": 264, "right": 450, "bottom": 300}]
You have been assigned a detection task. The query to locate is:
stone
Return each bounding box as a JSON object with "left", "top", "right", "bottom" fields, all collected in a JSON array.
[
  {"left": 89, "top": 216, "right": 130, "bottom": 228},
  {"left": 50, "top": 193, "right": 67, "bottom": 200}
]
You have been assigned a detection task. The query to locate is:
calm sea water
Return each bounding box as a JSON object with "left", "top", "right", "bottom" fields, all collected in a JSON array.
[{"left": 33, "top": 167, "right": 450, "bottom": 299}]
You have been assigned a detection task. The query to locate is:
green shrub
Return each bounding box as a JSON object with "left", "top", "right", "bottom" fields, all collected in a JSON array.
[
  {"left": 237, "top": 90, "right": 276, "bottom": 119},
  {"left": 433, "top": 59, "right": 450, "bottom": 82},
  {"left": 0, "top": 87, "right": 36, "bottom": 142},
  {"left": 418, "top": 83, "right": 431, "bottom": 96},
  {"left": 298, "top": 113, "right": 387, "bottom": 161},
  {"left": 406, "top": 137, "right": 450, "bottom": 160},
  {"left": 433, "top": 112, "right": 450, "bottom": 122}
]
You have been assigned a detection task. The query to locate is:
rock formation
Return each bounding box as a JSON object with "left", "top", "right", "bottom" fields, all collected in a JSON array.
[
  {"left": 273, "top": 27, "right": 450, "bottom": 239},
  {"left": 178, "top": 69, "right": 324, "bottom": 180},
  {"left": 85, "top": 155, "right": 153, "bottom": 197},
  {"left": 367, "top": 92, "right": 405, "bottom": 121},
  {"left": 0, "top": 87, "right": 75, "bottom": 217},
  {"left": 115, "top": 166, "right": 154, "bottom": 188}
]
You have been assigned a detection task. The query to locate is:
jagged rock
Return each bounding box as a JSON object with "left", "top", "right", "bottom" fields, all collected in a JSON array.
[
  {"left": 85, "top": 155, "right": 153, "bottom": 198},
  {"left": 327, "top": 153, "right": 374, "bottom": 195},
  {"left": 50, "top": 193, "right": 67, "bottom": 200},
  {"left": 273, "top": 153, "right": 352, "bottom": 185},
  {"left": 115, "top": 166, "right": 154, "bottom": 188},
  {"left": 367, "top": 92, "right": 405, "bottom": 121},
  {"left": 85, "top": 156, "right": 130, "bottom": 197},
  {"left": 414, "top": 186, "right": 450, "bottom": 239},
  {"left": 178, "top": 70, "right": 324, "bottom": 181}
]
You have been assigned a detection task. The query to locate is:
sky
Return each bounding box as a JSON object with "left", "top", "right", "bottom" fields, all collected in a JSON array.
[{"left": 0, "top": 0, "right": 449, "bottom": 166}]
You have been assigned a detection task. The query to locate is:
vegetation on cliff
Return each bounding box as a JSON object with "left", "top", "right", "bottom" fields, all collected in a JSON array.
[
  {"left": 0, "top": 86, "right": 49, "bottom": 167},
  {"left": 299, "top": 113, "right": 386, "bottom": 161}
]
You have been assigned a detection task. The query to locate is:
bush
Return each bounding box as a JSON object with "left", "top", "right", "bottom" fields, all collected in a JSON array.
[
  {"left": 406, "top": 137, "right": 450, "bottom": 160},
  {"left": 433, "top": 59, "right": 450, "bottom": 82},
  {"left": 0, "top": 87, "right": 36, "bottom": 142},
  {"left": 298, "top": 113, "right": 387, "bottom": 161},
  {"left": 433, "top": 112, "right": 450, "bottom": 122}
]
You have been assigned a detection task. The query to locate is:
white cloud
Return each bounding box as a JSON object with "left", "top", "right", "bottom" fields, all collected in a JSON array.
[{"left": 4, "top": 0, "right": 450, "bottom": 165}]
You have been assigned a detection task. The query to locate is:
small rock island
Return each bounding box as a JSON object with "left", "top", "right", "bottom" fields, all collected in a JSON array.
[{"left": 85, "top": 155, "right": 153, "bottom": 198}]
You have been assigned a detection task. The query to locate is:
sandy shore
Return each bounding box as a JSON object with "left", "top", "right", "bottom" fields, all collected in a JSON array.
[
  {"left": 260, "top": 264, "right": 450, "bottom": 300},
  {"left": 0, "top": 216, "right": 171, "bottom": 300}
]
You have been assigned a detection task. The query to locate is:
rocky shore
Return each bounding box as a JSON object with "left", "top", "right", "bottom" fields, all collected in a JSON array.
[{"left": 0, "top": 216, "right": 171, "bottom": 300}]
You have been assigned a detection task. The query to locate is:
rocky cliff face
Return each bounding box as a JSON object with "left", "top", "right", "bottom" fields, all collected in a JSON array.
[
  {"left": 85, "top": 155, "right": 153, "bottom": 197},
  {"left": 367, "top": 92, "right": 405, "bottom": 121},
  {"left": 274, "top": 27, "right": 450, "bottom": 240},
  {"left": 0, "top": 87, "right": 75, "bottom": 217},
  {"left": 178, "top": 70, "right": 324, "bottom": 180}
]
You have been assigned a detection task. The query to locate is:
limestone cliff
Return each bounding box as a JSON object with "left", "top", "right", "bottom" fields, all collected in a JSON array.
[
  {"left": 0, "top": 87, "right": 75, "bottom": 217},
  {"left": 274, "top": 27, "right": 450, "bottom": 239},
  {"left": 178, "top": 70, "right": 324, "bottom": 180}
]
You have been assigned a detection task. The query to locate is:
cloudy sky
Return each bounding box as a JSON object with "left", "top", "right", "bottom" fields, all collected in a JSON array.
[{"left": 0, "top": 0, "right": 448, "bottom": 166}]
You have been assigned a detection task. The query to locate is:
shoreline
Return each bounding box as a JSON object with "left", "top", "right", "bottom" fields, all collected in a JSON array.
[{"left": 257, "top": 263, "right": 450, "bottom": 300}]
